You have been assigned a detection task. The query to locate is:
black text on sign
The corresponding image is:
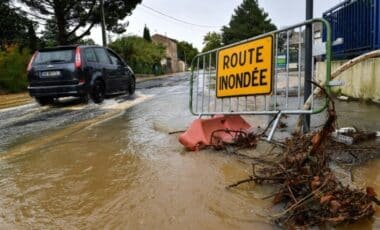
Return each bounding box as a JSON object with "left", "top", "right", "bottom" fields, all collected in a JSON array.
[{"left": 216, "top": 36, "right": 273, "bottom": 98}]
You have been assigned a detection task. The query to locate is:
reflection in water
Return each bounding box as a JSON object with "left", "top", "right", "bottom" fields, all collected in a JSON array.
[{"left": 0, "top": 80, "right": 378, "bottom": 229}]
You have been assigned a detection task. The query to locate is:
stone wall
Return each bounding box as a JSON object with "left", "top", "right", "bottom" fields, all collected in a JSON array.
[
  {"left": 152, "top": 34, "right": 180, "bottom": 73},
  {"left": 316, "top": 58, "right": 380, "bottom": 103}
]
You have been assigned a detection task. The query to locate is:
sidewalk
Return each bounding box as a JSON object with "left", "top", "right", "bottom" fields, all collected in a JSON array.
[
  {"left": 0, "top": 93, "right": 32, "bottom": 110},
  {"left": 136, "top": 71, "right": 189, "bottom": 83}
]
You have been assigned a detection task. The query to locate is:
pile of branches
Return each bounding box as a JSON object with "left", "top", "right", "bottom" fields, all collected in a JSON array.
[
  {"left": 226, "top": 87, "right": 379, "bottom": 228},
  {"left": 210, "top": 129, "right": 259, "bottom": 150}
]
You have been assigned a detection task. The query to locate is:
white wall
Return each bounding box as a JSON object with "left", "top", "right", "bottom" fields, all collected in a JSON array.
[{"left": 316, "top": 58, "right": 380, "bottom": 103}]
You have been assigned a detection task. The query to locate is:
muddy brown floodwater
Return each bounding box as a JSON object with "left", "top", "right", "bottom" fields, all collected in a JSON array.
[{"left": 0, "top": 74, "right": 379, "bottom": 229}]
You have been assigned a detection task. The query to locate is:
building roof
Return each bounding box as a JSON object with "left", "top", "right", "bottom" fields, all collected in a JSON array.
[{"left": 151, "top": 34, "right": 178, "bottom": 44}]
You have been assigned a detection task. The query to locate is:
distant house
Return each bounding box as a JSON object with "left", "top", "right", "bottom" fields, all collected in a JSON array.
[
  {"left": 151, "top": 34, "right": 185, "bottom": 73},
  {"left": 282, "top": 23, "right": 323, "bottom": 69},
  {"left": 288, "top": 23, "right": 322, "bottom": 47}
]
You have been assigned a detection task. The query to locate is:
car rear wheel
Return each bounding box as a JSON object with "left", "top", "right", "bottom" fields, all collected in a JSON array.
[
  {"left": 128, "top": 75, "right": 136, "bottom": 95},
  {"left": 80, "top": 93, "right": 89, "bottom": 104},
  {"left": 90, "top": 80, "right": 105, "bottom": 104},
  {"left": 35, "top": 97, "right": 54, "bottom": 106}
]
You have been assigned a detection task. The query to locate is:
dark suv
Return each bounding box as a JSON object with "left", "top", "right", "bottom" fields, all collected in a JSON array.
[{"left": 27, "top": 45, "right": 135, "bottom": 105}]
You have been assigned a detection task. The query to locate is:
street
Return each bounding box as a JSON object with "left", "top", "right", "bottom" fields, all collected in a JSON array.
[
  {"left": 0, "top": 73, "right": 378, "bottom": 228},
  {"left": 2, "top": 0, "right": 380, "bottom": 227},
  {"left": 0, "top": 74, "right": 186, "bottom": 153}
]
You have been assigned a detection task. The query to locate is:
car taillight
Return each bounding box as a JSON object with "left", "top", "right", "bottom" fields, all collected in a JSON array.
[
  {"left": 27, "top": 51, "right": 37, "bottom": 72},
  {"left": 75, "top": 47, "right": 82, "bottom": 69}
]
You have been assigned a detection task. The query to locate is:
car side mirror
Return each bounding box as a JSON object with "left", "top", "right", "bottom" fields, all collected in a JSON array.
[
  {"left": 116, "top": 61, "right": 124, "bottom": 68},
  {"left": 119, "top": 60, "right": 126, "bottom": 66}
]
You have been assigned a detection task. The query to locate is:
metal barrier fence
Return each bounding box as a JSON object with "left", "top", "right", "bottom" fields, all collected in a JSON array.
[{"left": 189, "top": 18, "right": 332, "bottom": 140}]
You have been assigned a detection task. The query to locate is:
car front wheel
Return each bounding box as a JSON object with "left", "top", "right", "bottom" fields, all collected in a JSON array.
[{"left": 128, "top": 75, "right": 136, "bottom": 95}]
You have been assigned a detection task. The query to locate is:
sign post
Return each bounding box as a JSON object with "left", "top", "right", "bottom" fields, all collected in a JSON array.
[
  {"left": 216, "top": 36, "right": 273, "bottom": 98},
  {"left": 304, "top": 0, "right": 313, "bottom": 132}
]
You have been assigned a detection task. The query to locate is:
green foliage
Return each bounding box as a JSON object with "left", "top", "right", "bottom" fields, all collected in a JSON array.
[
  {"left": 39, "top": 19, "right": 96, "bottom": 47},
  {"left": 0, "top": 1, "right": 37, "bottom": 52},
  {"left": 19, "top": 0, "right": 142, "bottom": 45},
  {"left": 143, "top": 25, "right": 152, "bottom": 42},
  {"left": 109, "top": 36, "right": 165, "bottom": 75},
  {"left": 177, "top": 41, "right": 198, "bottom": 66},
  {"left": 0, "top": 45, "right": 31, "bottom": 92},
  {"left": 39, "top": 19, "right": 59, "bottom": 47},
  {"left": 78, "top": 38, "right": 96, "bottom": 45},
  {"left": 202, "top": 32, "right": 223, "bottom": 52},
  {"left": 222, "top": 0, "right": 277, "bottom": 45}
]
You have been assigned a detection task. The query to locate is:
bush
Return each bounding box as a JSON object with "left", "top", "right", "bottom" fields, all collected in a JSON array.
[
  {"left": 109, "top": 36, "right": 165, "bottom": 75},
  {"left": 0, "top": 45, "right": 31, "bottom": 93}
]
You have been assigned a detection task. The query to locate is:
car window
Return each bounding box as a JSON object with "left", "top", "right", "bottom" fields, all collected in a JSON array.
[
  {"left": 94, "top": 48, "right": 111, "bottom": 64},
  {"left": 108, "top": 51, "right": 122, "bottom": 66},
  {"left": 84, "top": 48, "right": 97, "bottom": 62},
  {"left": 34, "top": 49, "right": 74, "bottom": 65}
]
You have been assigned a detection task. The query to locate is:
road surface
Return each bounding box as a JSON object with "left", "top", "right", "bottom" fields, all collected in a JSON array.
[{"left": 0, "top": 73, "right": 379, "bottom": 229}]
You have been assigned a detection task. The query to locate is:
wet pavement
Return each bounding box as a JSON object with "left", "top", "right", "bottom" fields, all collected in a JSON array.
[{"left": 0, "top": 73, "right": 379, "bottom": 229}]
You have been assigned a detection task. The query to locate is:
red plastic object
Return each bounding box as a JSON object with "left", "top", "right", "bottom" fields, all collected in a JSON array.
[{"left": 179, "top": 115, "right": 251, "bottom": 151}]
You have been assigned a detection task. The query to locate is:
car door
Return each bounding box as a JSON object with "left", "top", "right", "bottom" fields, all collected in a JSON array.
[
  {"left": 93, "top": 47, "right": 115, "bottom": 93},
  {"left": 83, "top": 47, "right": 98, "bottom": 83},
  {"left": 107, "top": 49, "right": 128, "bottom": 91}
]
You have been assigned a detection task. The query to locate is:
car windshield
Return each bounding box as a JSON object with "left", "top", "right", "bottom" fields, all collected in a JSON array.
[{"left": 34, "top": 49, "right": 74, "bottom": 65}]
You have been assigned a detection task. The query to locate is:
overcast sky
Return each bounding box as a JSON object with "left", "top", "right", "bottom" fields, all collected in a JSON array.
[{"left": 90, "top": 0, "right": 344, "bottom": 50}]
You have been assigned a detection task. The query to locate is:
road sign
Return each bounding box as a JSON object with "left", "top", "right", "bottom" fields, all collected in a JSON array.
[
  {"left": 276, "top": 54, "right": 287, "bottom": 69},
  {"left": 216, "top": 35, "right": 273, "bottom": 98}
]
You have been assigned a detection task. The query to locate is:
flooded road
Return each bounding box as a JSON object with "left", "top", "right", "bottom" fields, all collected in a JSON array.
[{"left": 0, "top": 73, "right": 379, "bottom": 229}]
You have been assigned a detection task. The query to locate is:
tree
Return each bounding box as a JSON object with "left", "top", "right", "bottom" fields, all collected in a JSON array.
[
  {"left": 143, "top": 25, "right": 152, "bottom": 42},
  {"left": 79, "top": 38, "right": 96, "bottom": 45},
  {"left": 109, "top": 36, "right": 165, "bottom": 74},
  {"left": 40, "top": 19, "right": 64, "bottom": 47},
  {"left": 0, "top": 0, "right": 37, "bottom": 51},
  {"left": 19, "top": 0, "right": 142, "bottom": 45},
  {"left": 222, "top": 0, "right": 277, "bottom": 45},
  {"left": 202, "top": 32, "right": 222, "bottom": 52},
  {"left": 177, "top": 41, "right": 198, "bottom": 66}
]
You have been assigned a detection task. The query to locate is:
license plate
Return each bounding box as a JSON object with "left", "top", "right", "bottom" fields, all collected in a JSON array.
[{"left": 41, "top": 71, "right": 61, "bottom": 77}]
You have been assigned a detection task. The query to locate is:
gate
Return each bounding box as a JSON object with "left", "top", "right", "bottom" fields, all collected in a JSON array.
[
  {"left": 189, "top": 18, "right": 332, "bottom": 141},
  {"left": 323, "top": 0, "right": 380, "bottom": 59}
]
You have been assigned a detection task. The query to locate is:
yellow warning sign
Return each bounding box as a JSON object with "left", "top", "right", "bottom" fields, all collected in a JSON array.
[{"left": 216, "top": 35, "right": 273, "bottom": 98}]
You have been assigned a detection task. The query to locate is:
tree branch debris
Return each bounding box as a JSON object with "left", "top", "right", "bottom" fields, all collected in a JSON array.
[{"left": 211, "top": 83, "right": 379, "bottom": 228}]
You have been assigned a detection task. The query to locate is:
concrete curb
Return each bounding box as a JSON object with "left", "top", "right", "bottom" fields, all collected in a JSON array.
[{"left": 136, "top": 72, "right": 189, "bottom": 83}]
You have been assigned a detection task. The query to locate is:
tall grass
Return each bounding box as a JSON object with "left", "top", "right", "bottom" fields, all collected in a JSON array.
[{"left": 0, "top": 45, "right": 31, "bottom": 93}]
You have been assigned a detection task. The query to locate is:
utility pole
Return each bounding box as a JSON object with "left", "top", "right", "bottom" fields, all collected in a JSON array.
[
  {"left": 304, "top": 0, "right": 313, "bottom": 132},
  {"left": 184, "top": 51, "right": 187, "bottom": 70},
  {"left": 100, "top": 0, "right": 107, "bottom": 47}
]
